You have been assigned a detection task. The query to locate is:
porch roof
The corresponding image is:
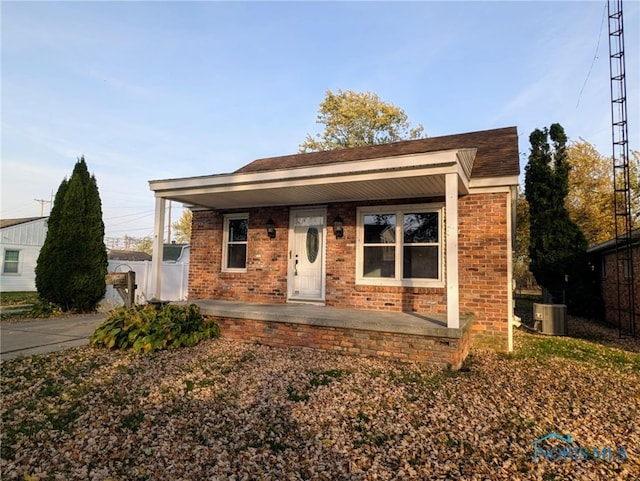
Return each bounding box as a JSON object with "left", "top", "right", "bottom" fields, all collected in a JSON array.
[{"left": 148, "top": 126, "right": 519, "bottom": 210}]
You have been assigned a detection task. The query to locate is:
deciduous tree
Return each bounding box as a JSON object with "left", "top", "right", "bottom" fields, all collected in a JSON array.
[
  {"left": 299, "top": 89, "right": 425, "bottom": 152},
  {"left": 172, "top": 209, "right": 192, "bottom": 244},
  {"left": 565, "top": 141, "right": 639, "bottom": 246},
  {"left": 135, "top": 237, "right": 153, "bottom": 255}
]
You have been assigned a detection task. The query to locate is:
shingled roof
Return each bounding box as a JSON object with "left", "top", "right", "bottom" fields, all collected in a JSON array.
[
  {"left": 235, "top": 126, "right": 519, "bottom": 179},
  {"left": 0, "top": 217, "right": 47, "bottom": 229}
]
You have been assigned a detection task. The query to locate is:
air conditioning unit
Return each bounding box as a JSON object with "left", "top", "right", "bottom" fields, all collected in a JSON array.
[{"left": 533, "top": 303, "right": 568, "bottom": 336}]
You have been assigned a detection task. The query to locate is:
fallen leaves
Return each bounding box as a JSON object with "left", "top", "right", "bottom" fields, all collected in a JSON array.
[{"left": 1, "top": 317, "right": 639, "bottom": 480}]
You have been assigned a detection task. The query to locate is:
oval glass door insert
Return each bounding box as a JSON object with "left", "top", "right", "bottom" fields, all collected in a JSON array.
[{"left": 306, "top": 227, "right": 319, "bottom": 263}]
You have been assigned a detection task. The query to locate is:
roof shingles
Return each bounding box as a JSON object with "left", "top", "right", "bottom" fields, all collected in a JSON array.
[{"left": 235, "top": 126, "right": 519, "bottom": 179}]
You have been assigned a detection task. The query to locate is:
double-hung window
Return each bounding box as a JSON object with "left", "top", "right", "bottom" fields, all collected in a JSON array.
[
  {"left": 222, "top": 214, "right": 248, "bottom": 272},
  {"left": 3, "top": 250, "right": 20, "bottom": 274},
  {"left": 356, "top": 204, "right": 443, "bottom": 287}
]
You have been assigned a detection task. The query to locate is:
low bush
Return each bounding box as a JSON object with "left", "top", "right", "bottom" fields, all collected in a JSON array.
[{"left": 90, "top": 303, "right": 219, "bottom": 353}]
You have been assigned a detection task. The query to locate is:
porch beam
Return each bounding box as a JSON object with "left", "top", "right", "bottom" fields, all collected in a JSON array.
[
  {"left": 445, "top": 172, "right": 460, "bottom": 329},
  {"left": 151, "top": 197, "right": 166, "bottom": 300}
]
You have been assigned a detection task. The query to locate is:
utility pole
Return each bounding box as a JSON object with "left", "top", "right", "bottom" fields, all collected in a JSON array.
[{"left": 34, "top": 198, "right": 52, "bottom": 216}]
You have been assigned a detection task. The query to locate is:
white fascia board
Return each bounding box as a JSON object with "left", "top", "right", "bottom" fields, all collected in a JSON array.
[
  {"left": 154, "top": 164, "right": 459, "bottom": 200},
  {"left": 469, "top": 175, "right": 519, "bottom": 193},
  {"left": 149, "top": 150, "right": 463, "bottom": 195},
  {"left": 150, "top": 149, "right": 468, "bottom": 198}
]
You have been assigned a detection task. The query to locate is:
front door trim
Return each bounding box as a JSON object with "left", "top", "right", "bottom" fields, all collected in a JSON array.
[{"left": 287, "top": 207, "right": 327, "bottom": 304}]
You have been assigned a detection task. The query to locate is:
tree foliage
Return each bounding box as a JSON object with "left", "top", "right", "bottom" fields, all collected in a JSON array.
[
  {"left": 172, "top": 209, "right": 192, "bottom": 244},
  {"left": 299, "top": 89, "right": 425, "bottom": 152},
  {"left": 565, "top": 139, "right": 615, "bottom": 246},
  {"left": 36, "top": 157, "right": 108, "bottom": 312},
  {"left": 134, "top": 237, "right": 153, "bottom": 255},
  {"left": 524, "top": 124, "right": 588, "bottom": 304},
  {"left": 565, "top": 141, "right": 640, "bottom": 246},
  {"left": 513, "top": 192, "right": 538, "bottom": 290}
]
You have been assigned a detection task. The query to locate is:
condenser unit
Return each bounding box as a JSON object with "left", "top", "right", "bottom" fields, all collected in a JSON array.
[{"left": 533, "top": 303, "right": 568, "bottom": 336}]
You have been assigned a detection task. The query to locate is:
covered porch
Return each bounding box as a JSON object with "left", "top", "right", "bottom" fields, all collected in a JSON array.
[
  {"left": 192, "top": 299, "right": 474, "bottom": 369},
  {"left": 150, "top": 147, "right": 478, "bottom": 330}
]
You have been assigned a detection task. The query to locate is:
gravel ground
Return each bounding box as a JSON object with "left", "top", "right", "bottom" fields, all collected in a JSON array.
[{"left": 1, "top": 316, "right": 639, "bottom": 481}]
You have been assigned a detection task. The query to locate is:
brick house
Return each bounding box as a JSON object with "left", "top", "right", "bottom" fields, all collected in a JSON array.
[
  {"left": 149, "top": 126, "right": 520, "bottom": 367},
  {"left": 587, "top": 228, "right": 640, "bottom": 336}
]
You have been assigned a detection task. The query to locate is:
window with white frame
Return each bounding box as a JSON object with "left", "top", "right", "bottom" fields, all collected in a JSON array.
[
  {"left": 222, "top": 214, "right": 249, "bottom": 271},
  {"left": 356, "top": 204, "right": 443, "bottom": 286},
  {"left": 3, "top": 249, "right": 20, "bottom": 274}
]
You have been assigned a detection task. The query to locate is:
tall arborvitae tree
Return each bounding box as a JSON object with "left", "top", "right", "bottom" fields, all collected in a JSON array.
[
  {"left": 36, "top": 157, "right": 107, "bottom": 311},
  {"left": 35, "top": 177, "right": 69, "bottom": 305},
  {"left": 524, "top": 124, "right": 589, "bottom": 308}
]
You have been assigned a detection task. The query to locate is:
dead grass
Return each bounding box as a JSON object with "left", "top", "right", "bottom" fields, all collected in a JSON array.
[{"left": 1, "top": 317, "right": 639, "bottom": 480}]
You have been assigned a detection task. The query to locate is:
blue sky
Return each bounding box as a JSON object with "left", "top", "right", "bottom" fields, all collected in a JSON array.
[{"left": 2, "top": 1, "right": 639, "bottom": 244}]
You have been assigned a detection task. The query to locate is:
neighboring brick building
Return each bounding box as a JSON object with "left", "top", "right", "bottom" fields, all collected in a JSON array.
[
  {"left": 149, "top": 127, "right": 520, "bottom": 365},
  {"left": 588, "top": 229, "right": 640, "bottom": 337}
]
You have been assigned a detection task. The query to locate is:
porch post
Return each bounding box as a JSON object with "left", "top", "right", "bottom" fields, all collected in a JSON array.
[
  {"left": 151, "top": 197, "right": 166, "bottom": 300},
  {"left": 445, "top": 172, "right": 460, "bottom": 329}
]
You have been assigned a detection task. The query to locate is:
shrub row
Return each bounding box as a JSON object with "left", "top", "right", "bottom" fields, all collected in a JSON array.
[{"left": 90, "top": 303, "right": 219, "bottom": 353}]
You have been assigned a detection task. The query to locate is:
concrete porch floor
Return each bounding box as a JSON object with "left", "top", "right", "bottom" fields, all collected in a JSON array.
[{"left": 192, "top": 299, "right": 472, "bottom": 339}]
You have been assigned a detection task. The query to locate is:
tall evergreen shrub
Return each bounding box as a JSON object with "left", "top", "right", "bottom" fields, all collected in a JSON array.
[
  {"left": 524, "top": 124, "right": 589, "bottom": 310},
  {"left": 36, "top": 157, "right": 108, "bottom": 311}
]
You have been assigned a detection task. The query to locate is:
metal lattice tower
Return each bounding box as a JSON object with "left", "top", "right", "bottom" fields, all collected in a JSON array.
[{"left": 608, "top": 0, "right": 636, "bottom": 337}]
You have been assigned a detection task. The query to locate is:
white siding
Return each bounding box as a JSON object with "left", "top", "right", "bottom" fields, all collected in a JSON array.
[
  {"left": 1, "top": 219, "right": 47, "bottom": 245},
  {"left": 0, "top": 219, "right": 48, "bottom": 292}
]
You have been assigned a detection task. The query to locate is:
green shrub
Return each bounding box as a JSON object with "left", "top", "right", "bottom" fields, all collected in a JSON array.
[
  {"left": 28, "top": 300, "right": 64, "bottom": 318},
  {"left": 90, "top": 303, "right": 219, "bottom": 353}
]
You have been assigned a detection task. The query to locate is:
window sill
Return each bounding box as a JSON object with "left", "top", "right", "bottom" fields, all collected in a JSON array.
[{"left": 356, "top": 278, "right": 445, "bottom": 289}]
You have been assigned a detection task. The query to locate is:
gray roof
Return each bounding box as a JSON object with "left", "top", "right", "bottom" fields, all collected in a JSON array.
[
  {"left": 587, "top": 228, "right": 640, "bottom": 254},
  {"left": 108, "top": 250, "right": 153, "bottom": 262}
]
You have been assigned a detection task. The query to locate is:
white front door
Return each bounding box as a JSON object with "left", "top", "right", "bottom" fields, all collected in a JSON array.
[{"left": 288, "top": 208, "right": 326, "bottom": 302}]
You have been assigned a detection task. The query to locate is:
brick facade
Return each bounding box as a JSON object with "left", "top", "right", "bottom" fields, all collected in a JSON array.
[
  {"left": 212, "top": 316, "right": 472, "bottom": 370},
  {"left": 599, "top": 246, "right": 640, "bottom": 334},
  {"left": 189, "top": 191, "right": 511, "bottom": 354}
]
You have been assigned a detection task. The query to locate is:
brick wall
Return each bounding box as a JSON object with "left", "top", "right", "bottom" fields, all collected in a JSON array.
[
  {"left": 458, "top": 193, "right": 510, "bottom": 350},
  {"left": 599, "top": 246, "right": 640, "bottom": 334},
  {"left": 189, "top": 191, "right": 511, "bottom": 351},
  {"left": 211, "top": 316, "right": 472, "bottom": 370},
  {"left": 189, "top": 207, "right": 290, "bottom": 302}
]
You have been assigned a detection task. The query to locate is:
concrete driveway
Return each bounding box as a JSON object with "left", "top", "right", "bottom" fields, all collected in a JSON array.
[{"left": 0, "top": 313, "right": 106, "bottom": 360}]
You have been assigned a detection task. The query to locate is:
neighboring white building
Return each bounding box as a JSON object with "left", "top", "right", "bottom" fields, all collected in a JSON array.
[
  {"left": 0, "top": 216, "right": 190, "bottom": 302},
  {"left": 0, "top": 217, "right": 48, "bottom": 292}
]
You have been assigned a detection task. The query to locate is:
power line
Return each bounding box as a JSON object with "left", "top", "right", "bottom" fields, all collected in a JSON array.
[{"left": 576, "top": 2, "right": 608, "bottom": 108}]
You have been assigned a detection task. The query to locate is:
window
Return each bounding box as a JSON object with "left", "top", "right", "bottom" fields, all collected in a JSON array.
[
  {"left": 3, "top": 250, "right": 20, "bottom": 274},
  {"left": 357, "top": 204, "right": 443, "bottom": 287},
  {"left": 222, "top": 214, "right": 248, "bottom": 271},
  {"left": 623, "top": 258, "right": 631, "bottom": 279}
]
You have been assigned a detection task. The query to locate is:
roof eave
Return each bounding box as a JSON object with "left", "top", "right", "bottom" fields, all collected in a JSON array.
[{"left": 149, "top": 149, "right": 479, "bottom": 210}]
